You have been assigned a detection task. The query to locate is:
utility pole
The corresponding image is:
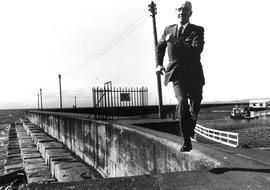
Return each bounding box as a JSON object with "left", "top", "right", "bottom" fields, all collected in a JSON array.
[
  {"left": 74, "top": 96, "right": 77, "bottom": 108},
  {"left": 38, "top": 94, "right": 40, "bottom": 110},
  {"left": 148, "top": 1, "right": 164, "bottom": 119},
  {"left": 40, "top": 88, "right": 43, "bottom": 110},
  {"left": 58, "top": 74, "right": 63, "bottom": 110}
]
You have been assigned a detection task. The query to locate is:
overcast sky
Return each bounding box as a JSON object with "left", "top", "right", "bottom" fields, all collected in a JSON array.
[{"left": 0, "top": 0, "right": 270, "bottom": 109}]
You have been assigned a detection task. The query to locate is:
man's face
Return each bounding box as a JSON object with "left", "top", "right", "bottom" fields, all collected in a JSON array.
[{"left": 178, "top": 8, "right": 192, "bottom": 25}]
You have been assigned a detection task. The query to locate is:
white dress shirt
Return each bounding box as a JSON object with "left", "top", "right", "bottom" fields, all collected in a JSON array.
[{"left": 178, "top": 22, "right": 189, "bottom": 34}]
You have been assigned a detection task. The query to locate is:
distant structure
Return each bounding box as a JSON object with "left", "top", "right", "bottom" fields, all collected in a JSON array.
[
  {"left": 92, "top": 81, "right": 148, "bottom": 120},
  {"left": 92, "top": 81, "right": 148, "bottom": 108},
  {"left": 249, "top": 98, "right": 270, "bottom": 109}
]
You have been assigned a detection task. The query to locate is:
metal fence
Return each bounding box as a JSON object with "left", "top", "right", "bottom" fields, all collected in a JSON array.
[
  {"left": 92, "top": 82, "right": 148, "bottom": 119},
  {"left": 92, "top": 87, "right": 148, "bottom": 108},
  {"left": 195, "top": 124, "right": 239, "bottom": 148}
]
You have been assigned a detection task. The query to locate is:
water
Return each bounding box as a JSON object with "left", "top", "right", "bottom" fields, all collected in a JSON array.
[{"left": 198, "top": 105, "right": 270, "bottom": 148}]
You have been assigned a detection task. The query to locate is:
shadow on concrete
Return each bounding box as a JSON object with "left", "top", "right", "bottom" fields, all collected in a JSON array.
[
  {"left": 0, "top": 169, "right": 27, "bottom": 187},
  {"left": 209, "top": 167, "right": 270, "bottom": 174}
]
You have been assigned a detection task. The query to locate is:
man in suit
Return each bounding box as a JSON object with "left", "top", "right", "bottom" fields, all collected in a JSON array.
[{"left": 156, "top": 1, "right": 205, "bottom": 152}]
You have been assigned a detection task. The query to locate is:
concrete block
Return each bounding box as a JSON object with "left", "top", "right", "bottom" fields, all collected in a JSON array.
[
  {"left": 27, "top": 127, "right": 41, "bottom": 132},
  {"left": 5, "top": 167, "right": 24, "bottom": 174},
  {"left": 21, "top": 146, "right": 38, "bottom": 151},
  {"left": 31, "top": 133, "right": 50, "bottom": 141},
  {"left": 5, "top": 160, "right": 21, "bottom": 167},
  {"left": 4, "top": 162, "right": 23, "bottom": 172},
  {"left": 15, "top": 129, "right": 25, "bottom": 133},
  {"left": 22, "top": 153, "right": 42, "bottom": 160},
  {"left": 18, "top": 139, "right": 33, "bottom": 144},
  {"left": 25, "top": 127, "right": 40, "bottom": 136},
  {"left": 24, "top": 157, "right": 44, "bottom": 165},
  {"left": 21, "top": 145, "right": 37, "bottom": 150},
  {"left": 44, "top": 148, "right": 71, "bottom": 165},
  {"left": 26, "top": 165, "right": 56, "bottom": 184},
  {"left": 32, "top": 133, "right": 49, "bottom": 138},
  {"left": 27, "top": 176, "right": 57, "bottom": 184},
  {"left": 25, "top": 163, "right": 50, "bottom": 173},
  {"left": 21, "top": 147, "right": 42, "bottom": 160},
  {"left": 28, "top": 128, "right": 43, "bottom": 133},
  {"left": 54, "top": 162, "right": 93, "bottom": 182},
  {"left": 35, "top": 137, "right": 54, "bottom": 148},
  {"left": 27, "top": 126, "right": 41, "bottom": 131},
  {"left": 31, "top": 132, "right": 46, "bottom": 140},
  {"left": 50, "top": 157, "right": 77, "bottom": 177},
  {"left": 6, "top": 153, "right": 21, "bottom": 159},
  {"left": 7, "top": 149, "right": 21, "bottom": 155},
  {"left": 17, "top": 133, "right": 31, "bottom": 138},
  {"left": 20, "top": 147, "right": 39, "bottom": 155},
  {"left": 17, "top": 133, "right": 29, "bottom": 138},
  {"left": 38, "top": 141, "right": 64, "bottom": 159},
  {"left": 31, "top": 133, "right": 46, "bottom": 144}
]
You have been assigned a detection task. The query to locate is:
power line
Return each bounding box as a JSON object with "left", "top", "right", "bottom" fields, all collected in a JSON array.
[
  {"left": 87, "top": 13, "right": 148, "bottom": 65},
  {"left": 64, "top": 10, "right": 149, "bottom": 77},
  {"left": 93, "top": 11, "right": 149, "bottom": 57}
]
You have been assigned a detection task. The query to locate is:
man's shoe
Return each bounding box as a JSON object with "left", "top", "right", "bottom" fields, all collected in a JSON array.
[{"left": 180, "top": 144, "right": 192, "bottom": 152}]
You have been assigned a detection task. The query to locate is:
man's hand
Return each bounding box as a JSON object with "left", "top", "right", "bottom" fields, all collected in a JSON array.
[{"left": 156, "top": 65, "right": 165, "bottom": 75}]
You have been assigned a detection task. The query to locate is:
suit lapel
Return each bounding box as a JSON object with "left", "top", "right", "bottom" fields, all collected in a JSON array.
[
  {"left": 182, "top": 23, "right": 192, "bottom": 38},
  {"left": 172, "top": 25, "right": 178, "bottom": 39}
]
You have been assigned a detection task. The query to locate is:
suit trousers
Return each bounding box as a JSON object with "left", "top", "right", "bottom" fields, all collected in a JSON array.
[{"left": 173, "top": 81, "right": 203, "bottom": 143}]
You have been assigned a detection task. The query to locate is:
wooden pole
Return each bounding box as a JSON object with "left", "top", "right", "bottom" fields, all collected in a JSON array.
[
  {"left": 58, "top": 74, "right": 63, "bottom": 110},
  {"left": 40, "top": 88, "right": 43, "bottom": 110},
  {"left": 148, "top": 1, "right": 164, "bottom": 118},
  {"left": 38, "top": 94, "right": 40, "bottom": 110}
]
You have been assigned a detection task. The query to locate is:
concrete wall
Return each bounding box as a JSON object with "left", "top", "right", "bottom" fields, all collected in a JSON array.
[{"left": 27, "top": 111, "right": 221, "bottom": 178}]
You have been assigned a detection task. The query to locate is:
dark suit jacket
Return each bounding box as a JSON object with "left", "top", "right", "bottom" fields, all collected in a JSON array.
[{"left": 156, "top": 23, "right": 205, "bottom": 86}]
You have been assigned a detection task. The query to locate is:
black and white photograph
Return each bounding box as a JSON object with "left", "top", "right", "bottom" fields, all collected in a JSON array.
[{"left": 0, "top": 0, "right": 270, "bottom": 189}]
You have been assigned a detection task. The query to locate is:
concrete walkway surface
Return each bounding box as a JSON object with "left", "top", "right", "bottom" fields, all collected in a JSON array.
[
  {"left": 27, "top": 167, "right": 270, "bottom": 190},
  {"left": 195, "top": 134, "right": 270, "bottom": 167}
]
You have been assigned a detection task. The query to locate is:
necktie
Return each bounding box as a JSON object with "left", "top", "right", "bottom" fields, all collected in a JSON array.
[{"left": 178, "top": 26, "right": 183, "bottom": 41}]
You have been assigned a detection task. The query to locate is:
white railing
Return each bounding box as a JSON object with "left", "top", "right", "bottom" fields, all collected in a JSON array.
[
  {"left": 195, "top": 124, "right": 239, "bottom": 148},
  {"left": 257, "top": 110, "right": 270, "bottom": 117}
]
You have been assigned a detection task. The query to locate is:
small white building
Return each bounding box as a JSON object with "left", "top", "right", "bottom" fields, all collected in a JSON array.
[{"left": 249, "top": 99, "right": 270, "bottom": 109}]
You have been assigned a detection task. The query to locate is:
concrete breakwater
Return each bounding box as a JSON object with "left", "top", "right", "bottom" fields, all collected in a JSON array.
[
  {"left": 18, "top": 121, "right": 101, "bottom": 183},
  {"left": 27, "top": 110, "right": 222, "bottom": 178},
  {"left": 25, "top": 110, "right": 270, "bottom": 190},
  {"left": 1, "top": 121, "right": 102, "bottom": 188},
  {"left": 1, "top": 110, "right": 269, "bottom": 189}
]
